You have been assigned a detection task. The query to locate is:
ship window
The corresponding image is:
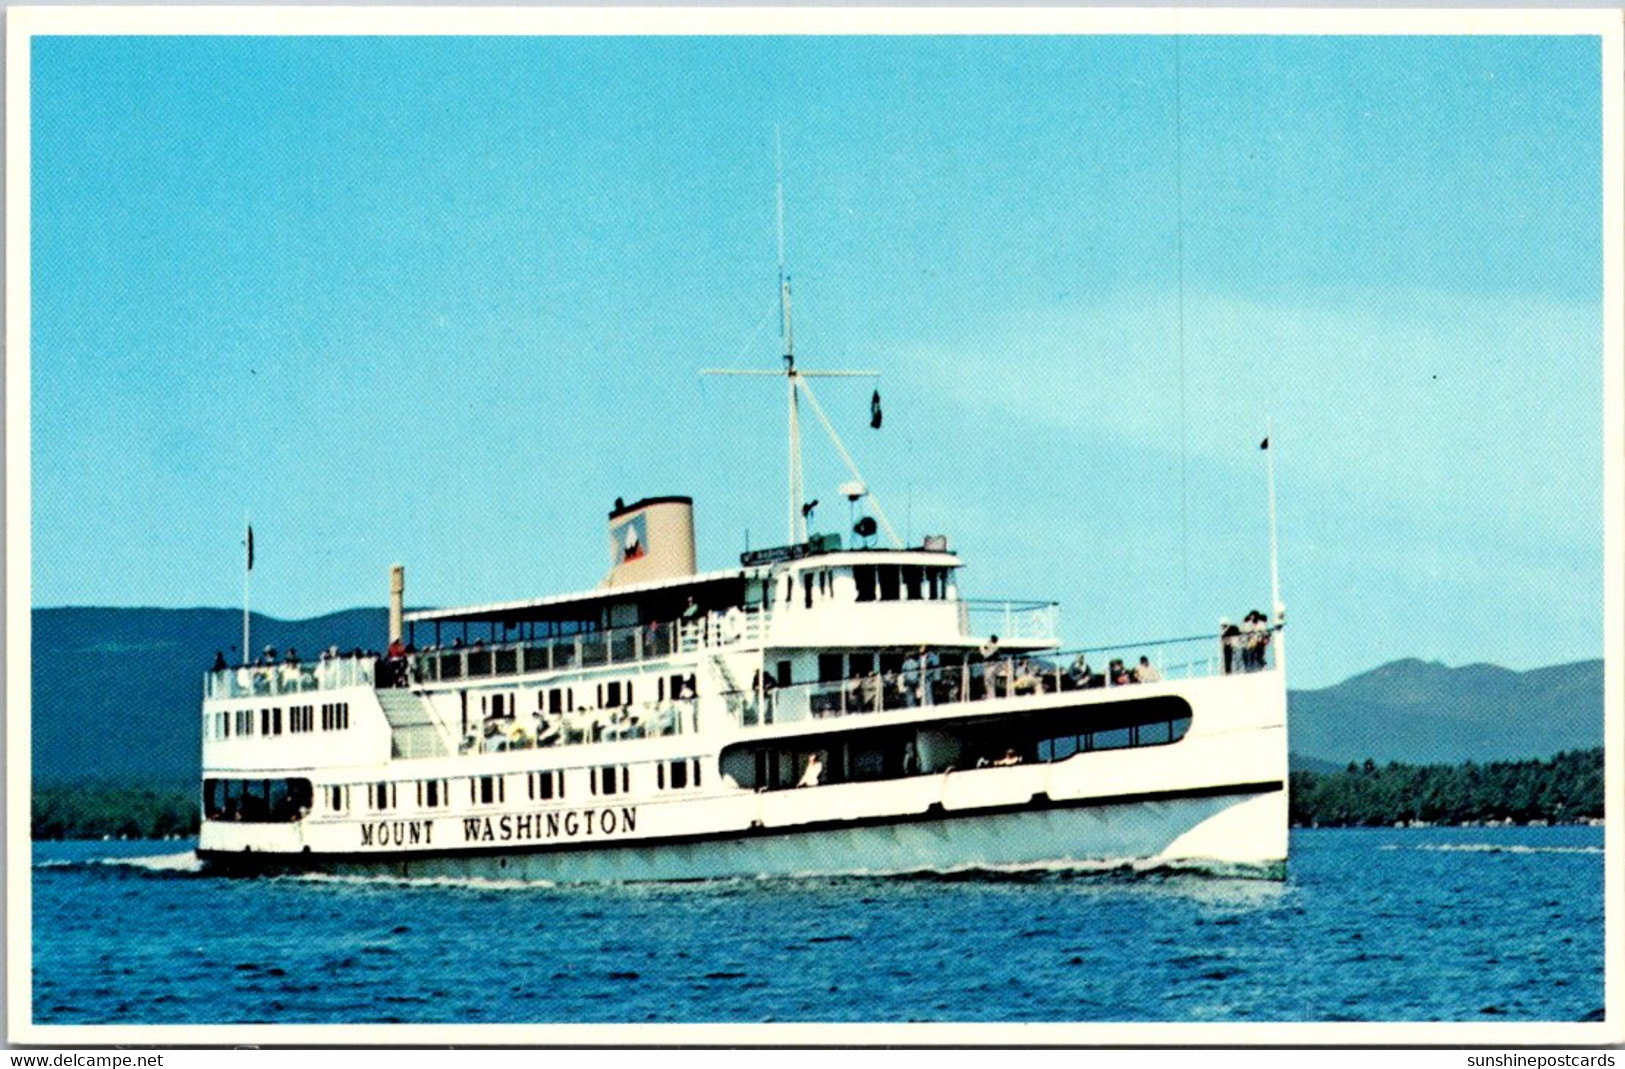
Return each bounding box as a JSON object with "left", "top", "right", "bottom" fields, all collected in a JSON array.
[
  {"left": 475, "top": 775, "right": 503, "bottom": 805},
  {"left": 776, "top": 661, "right": 792, "bottom": 688},
  {"left": 692, "top": 759, "right": 702, "bottom": 787},
  {"left": 853, "top": 565, "right": 876, "bottom": 602},
  {"left": 669, "top": 760, "right": 688, "bottom": 790},
  {"left": 804, "top": 572, "right": 814, "bottom": 609},
  {"left": 1092, "top": 727, "right": 1132, "bottom": 752},
  {"left": 818, "top": 654, "right": 844, "bottom": 683},
  {"left": 205, "top": 777, "right": 313, "bottom": 822},
  {"left": 272, "top": 708, "right": 283, "bottom": 736},
  {"left": 657, "top": 763, "right": 664, "bottom": 789},
  {"left": 605, "top": 681, "right": 622, "bottom": 708},
  {"left": 370, "top": 782, "right": 396, "bottom": 811},
  {"left": 902, "top": 565, "right": 923, "bottom": 600},
  {"left": 260, "top": 708, "right": 271, "bottom": 735},
  {"left": 327, "top": 785, "right": 349, "bottom": 812},
  {"left": 877, "top": 566, "right": 901, "bottom": 601},
  {"left": 529, "top": 771, "right": 559, "bottom": 801},
  {"left": 598, "top": 765, "right": 618, "bottom": 797}
]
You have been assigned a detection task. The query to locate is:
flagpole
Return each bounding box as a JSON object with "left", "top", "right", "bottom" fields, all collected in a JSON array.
[{"left": 1265, "top": 418, "right": 1281, "bottom": 623}]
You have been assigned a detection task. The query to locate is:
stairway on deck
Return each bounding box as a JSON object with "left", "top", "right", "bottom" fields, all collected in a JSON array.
[{"left": 375, "top": 688, "right": 450, "bottom": 758}]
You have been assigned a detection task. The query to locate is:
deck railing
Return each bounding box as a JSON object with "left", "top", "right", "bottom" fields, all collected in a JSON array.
[
  {"left": 732, "top": 627, "right": 1280, "bottom": 728},
  {"left": 959, "top": 599, "right": 1060, "bottom": 643},
  {"left": 204, "top": 655, "right": 375, "bottom": 700},
  {"left": 405, "top": 609, "right": 773, "bottom": 686}
]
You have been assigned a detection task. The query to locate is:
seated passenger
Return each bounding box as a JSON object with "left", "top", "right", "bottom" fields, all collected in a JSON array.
[
  {"left": 992, "top": 748, "right": 1022, "bottom": 767},
  {"left": 797, "top": 752, "right": 824, "bottom": 788},
  {"left": 1135, "top": 656, "right": 1162, "bottom": 683}
]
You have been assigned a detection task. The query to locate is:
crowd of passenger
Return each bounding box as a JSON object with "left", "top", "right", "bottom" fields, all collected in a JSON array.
[
  {"left": 801, "top": 642, "right": 1177, "bottom": 719},
  {"left": 1220, "top": 610, "right": 1275, "bottom": 674}
]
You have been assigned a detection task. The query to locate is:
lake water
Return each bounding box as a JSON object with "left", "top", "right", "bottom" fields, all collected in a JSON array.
[{"left": 30, "top": 826, "right": 1604, "bottom": 1025}]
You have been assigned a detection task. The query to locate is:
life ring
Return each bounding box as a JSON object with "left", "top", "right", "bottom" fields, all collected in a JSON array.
[{"left": 721, "top": 607, "right": 745, "bottom": 643}]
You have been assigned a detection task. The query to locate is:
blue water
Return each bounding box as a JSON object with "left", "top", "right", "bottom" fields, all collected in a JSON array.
[{"left": 31, "top": 827, "right": 1604, "bottom": 1024}]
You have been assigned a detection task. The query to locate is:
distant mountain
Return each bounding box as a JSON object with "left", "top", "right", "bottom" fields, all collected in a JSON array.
[
  {"left": 33, "top": 607, "right": 387, "bottom": 784},
  {"left": 1288, "top": 657, "right": 1603, "bottom": 767},
  {"left": 29, "top": 607, "right": 1604, "bottom": 783}
]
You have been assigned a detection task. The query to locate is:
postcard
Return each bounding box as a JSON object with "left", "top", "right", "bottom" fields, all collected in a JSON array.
[{"left": 7, "top": 6, "right": 1621, "bottom": 1049}]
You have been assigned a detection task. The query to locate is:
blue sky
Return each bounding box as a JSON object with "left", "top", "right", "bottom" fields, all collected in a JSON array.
[{"left": 30, "top": 34, "right": 1604, "bottom": 687}]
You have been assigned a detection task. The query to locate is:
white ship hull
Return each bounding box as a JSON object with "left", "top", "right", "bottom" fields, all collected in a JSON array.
[
  {"left": 209, "top": 783, "right": 1285, "bottom": 883},
  {"left": 198, "top": 666, "right": 1288, "bottom": 882}
]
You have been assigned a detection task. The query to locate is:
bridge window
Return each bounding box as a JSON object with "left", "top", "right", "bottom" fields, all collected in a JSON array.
[
  {"left": 235, "top": 709, "right": 254, "bottom": 736},
  {"left": 289, "top": 705, "right": 314, "bottom": 733},
  {"left": 877, "top": 565, "right": 901, "bottom": 601},
  {"left": 854, "top": 565, "right": 876, "bottom": 602},
  {"left": 903, "top": 565, "right": 923, "bottom": 600},
  {"left": 320, "top": 702, "right": 350, "bottom": 731}
]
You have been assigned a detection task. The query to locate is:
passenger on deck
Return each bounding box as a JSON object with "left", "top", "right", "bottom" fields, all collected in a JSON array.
[
  {"left": 1066, "top": 654, "right": 1092, "bottom": 690},
  {"left": 1135, "top": 656, "right": 1162, "bottom": 683},
  {"left": 211, "top": 650, "right": 228, "bottom": 672},
  {"left": 1109, "top": 659, "right": 1130, "bottom": 686},
  {"left": 798, "top": 752, "right": 824, "bottom": 788},
  {"left": 1220, "top": 619, "right": 1242, "bottom": 674},
  {"left": 992, "top": 748, "right": 1022, "bottom": 767}
]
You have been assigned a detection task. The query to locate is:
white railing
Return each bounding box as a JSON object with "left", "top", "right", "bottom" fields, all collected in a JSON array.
[
  {"left": 205, "top": 655, "right": 375, "bottom": 700},
  {"left": 959, "top": 599, "right": 1060, "bottom": 642},
  {"left": 730, "top": 627, "right": 1280, "bottom": 728},
  {"left": 406, "top": 608, "right": 770, "bottom": 687}
]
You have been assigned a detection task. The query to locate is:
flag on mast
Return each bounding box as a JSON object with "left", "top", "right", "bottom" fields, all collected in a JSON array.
[
  {"left": 1259, "top": 435, "right": 1269, "bottom": 450},
  {"left": 246, "top": 524, "right": 254, "bottom": 571},
  {"left": 870, "top": 389, "right": 883, "bottom": 430}
]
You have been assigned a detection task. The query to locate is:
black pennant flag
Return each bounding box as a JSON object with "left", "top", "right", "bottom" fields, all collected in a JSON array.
[
  {"left": 1259, "top": 436, "right": 1269, "bottom": 451},
  {"left": 246, "top": 524, "right": 254, "bottom": 572},
  {"left": 870, "top": 389, "right": 883, "bottom": 430}
]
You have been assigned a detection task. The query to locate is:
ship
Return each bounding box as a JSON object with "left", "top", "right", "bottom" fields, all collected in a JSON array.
[{"left": 196, "top": 176, "right": 1290, "bottom": 882}]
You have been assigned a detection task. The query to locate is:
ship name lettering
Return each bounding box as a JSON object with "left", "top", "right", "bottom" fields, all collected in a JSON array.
[
  {"left": 458, "top": 807, "right": 639, "bottom": 844},
  {"left": 360, "top": 819, "right": 432, "bottom": 848}
]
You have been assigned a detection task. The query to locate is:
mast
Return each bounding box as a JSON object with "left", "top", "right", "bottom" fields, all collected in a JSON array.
[
  {"left": 777, "top": 129, "right": 804, "bottom": 544},
  {"left": 703, "top": 131, "right": 901, "bottom": 548}
]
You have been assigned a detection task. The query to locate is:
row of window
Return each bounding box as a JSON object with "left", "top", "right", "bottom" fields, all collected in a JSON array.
[
  {"left": 320, "top": 759, "right": 704, "bottom": 814},
  {"left": 475, "top": 674, "right": 698, "bottom": 727},
  {"left": 759, "top": 565, "right": 954, "bottom": 609},
  {"left": 853, "top": 564, "right": 951, "bottom": 604},
  {"left": 211, "top": 702, "right": 350, "bottom": 741}
]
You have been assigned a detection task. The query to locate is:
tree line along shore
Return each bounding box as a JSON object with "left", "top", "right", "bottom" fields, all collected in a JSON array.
[
  {"left": 1289, "top": 748, "right": 1603, "bottom": 828},
  {"left": 30, "top": 748, "right": 1604, "bottom": 840}
]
